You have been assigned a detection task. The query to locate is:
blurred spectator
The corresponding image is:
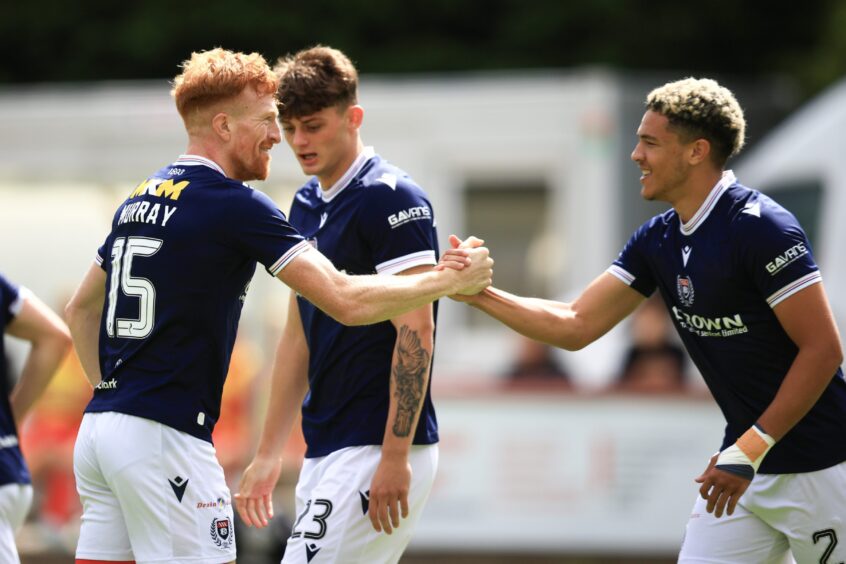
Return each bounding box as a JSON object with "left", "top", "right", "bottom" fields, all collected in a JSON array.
[
  {"left": 504, "top": 335, "right": 572, "bottom": 389},
  {"left": 213, "top": 335, "right": 263, "bottom": 487},
  {"left": 215, "top": 334, "right": 302, "bottom": 562},
  {"left": 18, "top": 337, "right": 91, "bottom": 551},
  {"left": 615, "top": 293, "right": 687, "bottom": 393}
]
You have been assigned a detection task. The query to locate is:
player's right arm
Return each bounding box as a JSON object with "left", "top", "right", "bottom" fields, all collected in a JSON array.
[
  {"left": 441, "top": 234, "right": 644, "bottom": 349},
  {"left": 6, "top": 291, "right": 72, "bottom": 426},
  {"left": 235, "top": 291, "right": 310, "bottom": 529},
  {"left": 277, "top": 245, "right": 492, "bottom": 326},
  {"left": 65, "top": 264, "right": 107, "bottom": 387},
  {"left": 462, "top": 272, "right": 645, "bottom": 351}
]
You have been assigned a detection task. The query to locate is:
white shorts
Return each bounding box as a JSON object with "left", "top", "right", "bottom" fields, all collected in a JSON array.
[
  {"left": 0, "top": 482, "right": 33, "bottom": 564},
  {"left": 282, "top": 444, "right": 438, "bottom": 564},
  {"left": 678, "top": 460, "right": 846, "bottom": 563},
  {"left": 74, "top": 412, "right": 236, "bottom": 564}
]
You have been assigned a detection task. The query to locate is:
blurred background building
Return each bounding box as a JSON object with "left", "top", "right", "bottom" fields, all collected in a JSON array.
[{"left": 2, "top": 1, "right": 845, "bottom": 562}]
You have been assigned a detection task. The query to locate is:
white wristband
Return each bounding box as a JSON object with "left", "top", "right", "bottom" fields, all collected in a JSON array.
[{"left": 715, "top": 425, "right": 776, "bottom": 479}]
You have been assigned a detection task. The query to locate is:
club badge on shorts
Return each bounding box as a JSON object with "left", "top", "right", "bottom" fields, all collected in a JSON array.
[{"left": 210, "top": 516, "right": 234, "bottom": 549}]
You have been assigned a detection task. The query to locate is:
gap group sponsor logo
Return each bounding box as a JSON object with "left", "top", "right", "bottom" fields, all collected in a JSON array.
[
  {"left": 671, "top": 307, "right": 749, "bottom": 337},
  {"left": 765, "top": 243, "right": 808, "bottom": 276},
  {"left": 388, "top": 206, "right": 431, "bottom": 228},
  {"left": 197, "top": 497, "right": 230, "bottom": 511}
]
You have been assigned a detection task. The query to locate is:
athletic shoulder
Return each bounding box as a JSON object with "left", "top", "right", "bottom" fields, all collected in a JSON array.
[
  {"left": 725, "top": 184, "right": 805, "bottom": 243},
  {"left": 631, "top": 207, "right": 677, "bottom": 243},
  {"left": 292, "top": 179, "right": 321, "bottom": 211},
  {"left": 361, "top": 156, "right": 426, "bottom": 198}
]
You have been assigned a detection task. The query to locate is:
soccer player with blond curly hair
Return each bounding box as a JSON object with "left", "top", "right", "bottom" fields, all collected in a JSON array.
[{"left": 445, "top": 77, "right": 846, "bottom": 563}]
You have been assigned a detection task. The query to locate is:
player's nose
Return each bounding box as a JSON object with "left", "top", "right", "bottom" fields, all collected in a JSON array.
[
  {"left": 630, "top": 143, "right": 643, "bottom": 162},
  {"left": 268, "top": 120, "right": 282, "bottom": 144}
]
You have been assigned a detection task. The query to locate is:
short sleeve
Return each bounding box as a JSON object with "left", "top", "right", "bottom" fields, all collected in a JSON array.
[
  {"left": 607, "top": 219, "right": 658, "bottom": 297},
  {"left": 357, "top": 180, "right": 438, "bottom": 275},
  {"left": 228, "top": 188, "right": 310, "bottom": 276},
  {"left": 738, "top": 203, "right": 820, "bottom": 308},
  {"left": 95, "top": 235, "right": 110, "bottom": 271},
  {"left": 0, "top": 272, "right": 24, "bottom": 325}
]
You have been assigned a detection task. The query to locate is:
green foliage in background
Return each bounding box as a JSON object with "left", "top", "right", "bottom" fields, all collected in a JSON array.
[{"left": 3, "top": 0, "right": 845, "bottom": 102}]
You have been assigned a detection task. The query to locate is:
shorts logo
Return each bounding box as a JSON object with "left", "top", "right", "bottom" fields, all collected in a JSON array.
[
  {"left": 677, "top": 275, "right": 695, "bottom": 307},
  {"left": 306, "top": 543, "right": 321, "bottom": 562},
  {"left": 168, "top": 476, "right": 189, "bottom": 503},
  {"left": 210, "top": 517, "right": 233, "bottom": 549},
  {"left": 359, "top": 490, "right": 370, "bottom": 514}
]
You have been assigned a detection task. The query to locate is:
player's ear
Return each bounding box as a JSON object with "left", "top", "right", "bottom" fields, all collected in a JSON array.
[
  {"left": 347, "top": 105, "right": 364, "bottom": 129},
  {"left": 211, "top": 112, "right": 231, "bottom": 141},
  {"left": 688, "top": 138, "right": 711, "bottom": 165}
]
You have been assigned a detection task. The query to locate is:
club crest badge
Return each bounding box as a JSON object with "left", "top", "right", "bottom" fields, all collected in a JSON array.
[
  {"left": 676, "top": 275, "right": 695, "bottom": 307},
  {"left": 210, "top": 517, "right": 233, "bottom": 549}
]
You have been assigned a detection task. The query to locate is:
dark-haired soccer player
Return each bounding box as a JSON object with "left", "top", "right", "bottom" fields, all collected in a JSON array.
[
  {"left": 443, "top": 77, "right": 845, "bottom": 563},
  {"left": 0, "top": 272, "right": 70, "bottom": 564},
  {"left": 65, "top": 48, "right": 491, "bottom": 564},
  {"left": 235, "top": 45, "right": 441, "bottom": 564}
]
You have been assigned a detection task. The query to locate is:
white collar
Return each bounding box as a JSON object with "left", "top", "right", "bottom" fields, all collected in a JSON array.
[
  {"left": 175, "top": 154, "right": 226, "bottom": 176},
  {"left": 679, "top": 170, "right": 736, "bottom": 235},
  {"left": 318, "top": 146, "right": 375, "bottom": 202}
]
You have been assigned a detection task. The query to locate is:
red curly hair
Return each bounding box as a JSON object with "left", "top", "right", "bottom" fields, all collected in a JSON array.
[{"left": 171, "top": 48, "right": 279, "bottom": 129}]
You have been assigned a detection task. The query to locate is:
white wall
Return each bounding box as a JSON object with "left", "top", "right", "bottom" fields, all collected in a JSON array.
[{"left": 736, "top": 77, "right": 846, "bottom": 331}]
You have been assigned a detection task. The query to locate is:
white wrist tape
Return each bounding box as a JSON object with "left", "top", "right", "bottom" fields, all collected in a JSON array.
[{"left": 715, "top": 425, "right": 776, "bottom": 479}]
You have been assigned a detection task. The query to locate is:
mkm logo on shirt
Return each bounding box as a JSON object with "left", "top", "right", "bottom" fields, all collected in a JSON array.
[{"left": 128, "top": 178, "right": 191, "bottom": 201}]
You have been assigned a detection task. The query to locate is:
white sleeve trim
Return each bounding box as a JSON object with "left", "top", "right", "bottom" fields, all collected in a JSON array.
[
  {"left": 767, "top": 271, "right": 822, "bottom": 308},
  {"left": 268, "top": 241, "right": 312, "bottom": 276},
  {"left": 95, "top": 252, "right": 104, "bottom": 266},
  {"left": 9, "top": 286, "right": 31, "bottom": 317},
  {"left": 376, "top": 250, "right": 437, "bottom": 275},
  {"left": 606, "top": 265, "right": 635, "bottom": 286}
]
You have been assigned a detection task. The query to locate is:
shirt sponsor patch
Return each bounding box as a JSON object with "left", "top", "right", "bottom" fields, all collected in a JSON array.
[
  {"left": 765, "top": 243, "right": 808, "bottom": 276},
  {"left": 388, "top": 206, "right": 431, "bottom": 228}
]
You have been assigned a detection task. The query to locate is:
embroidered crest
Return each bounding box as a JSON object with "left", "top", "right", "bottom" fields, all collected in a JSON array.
[
  {"left": 676, "top": 275, "right": 695, "bottom": 308},
  {"left": 210, "top": 517, "right": 233, "bottom": 549}
]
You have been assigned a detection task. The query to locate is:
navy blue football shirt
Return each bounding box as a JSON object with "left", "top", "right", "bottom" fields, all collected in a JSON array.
[
  {"left": 0, "top": 273, "right": 32, "bottom": 485},
  {"left": 86, "top": 155, "right": 310, "bottom": 442},
  {"left": 290, "top": 147, "right": 440, "bottom": 458},
  {"left": 609, "top": 171, "right": 846, "bottom": 473}
]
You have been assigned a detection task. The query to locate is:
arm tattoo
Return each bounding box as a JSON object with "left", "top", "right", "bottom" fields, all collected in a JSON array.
[{"left": 392, "top": 325, "right": 431, "bottom": 437}]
